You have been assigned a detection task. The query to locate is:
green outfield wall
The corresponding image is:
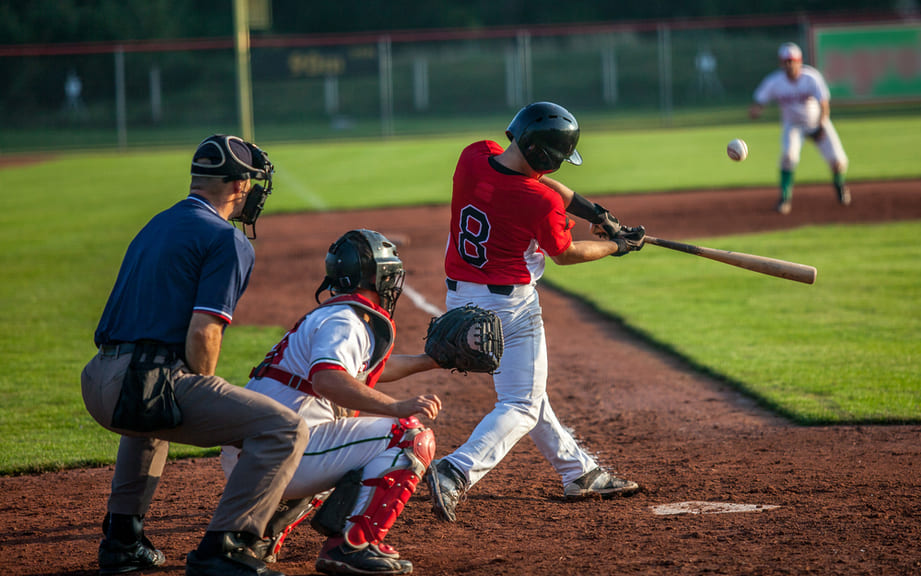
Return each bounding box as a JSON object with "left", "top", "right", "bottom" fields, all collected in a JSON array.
[{"left": 813, "top": 23, "right": 921, "bottom": 101}]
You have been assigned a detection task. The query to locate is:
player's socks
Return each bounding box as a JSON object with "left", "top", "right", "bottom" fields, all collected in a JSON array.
[
  {"left": 833, "top": 171, "right": 846, "bottom": 191},
  {"left": 780, "top": 169, "right": 794, "bottom": 202},
  {"left": 833, "top": 171, "right": 851, "bottom": 205}
]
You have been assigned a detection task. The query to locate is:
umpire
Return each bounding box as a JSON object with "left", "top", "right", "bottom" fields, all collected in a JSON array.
[{"left": 81, "top": 135, "right": 309, "bottom": 576}]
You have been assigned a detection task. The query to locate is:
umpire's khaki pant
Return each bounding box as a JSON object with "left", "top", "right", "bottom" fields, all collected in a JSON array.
[{"left": 81, "top": 351, "right": 309, "bottom": 536}]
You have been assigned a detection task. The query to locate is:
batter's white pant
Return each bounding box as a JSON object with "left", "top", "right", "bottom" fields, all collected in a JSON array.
[
  {"left": 780, "top": 118, "right": 848, "bottom": 172},
  {"left": 442, "top": 280, "right": 597, "bottom": 488}
]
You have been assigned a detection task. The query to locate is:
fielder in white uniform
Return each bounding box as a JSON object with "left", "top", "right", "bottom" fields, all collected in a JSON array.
[
  {"left": 426, "top": 102, "right": 646, "bottom": 523},
  {"left": 222, "top": 229, "right": 442, "bottom": 576},
  {"left": 750, "top": 42, "right": 851, "bottom": 214}
]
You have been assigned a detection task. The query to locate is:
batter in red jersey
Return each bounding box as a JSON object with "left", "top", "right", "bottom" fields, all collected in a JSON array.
[{"left": 429, "top": 101, "right": 647, "bottom": 522}]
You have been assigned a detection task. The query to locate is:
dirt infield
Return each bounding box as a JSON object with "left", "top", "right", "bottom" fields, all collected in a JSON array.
[{"left": 2, "top": 181, "right": 920, "bottom": 576}]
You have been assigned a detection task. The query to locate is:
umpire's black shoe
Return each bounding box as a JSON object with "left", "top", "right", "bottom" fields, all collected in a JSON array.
[
  {"left": 186, "top": 531, "right": 284, "bottom": 576},
  {"left": 316, "top": 537, "right": 413, "bottom": 575},
  {"left": 98, "top": 536, "right": 166, "bottom": 575}
]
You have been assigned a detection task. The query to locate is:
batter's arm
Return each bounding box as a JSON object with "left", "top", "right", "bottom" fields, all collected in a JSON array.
[
  {"left": 538, "top": 176, "right": 575, "bottom": 206},
  {"left": 541, "top": 178, "right": 624, "bottom": 239},
  {"left": 313, "top": 368, "right": 442, "bottom": 420},
  {"left": 378, "top": 353, "right": 440, "bottom": 383},
  {"left": 550, "top": 239, "right": 621, "bottom": 265},
  {"left": 185, "top": 312, "right": 226, "bottom": 375}
]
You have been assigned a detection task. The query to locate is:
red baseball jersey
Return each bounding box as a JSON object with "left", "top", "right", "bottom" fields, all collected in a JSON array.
[{"left": 444, "top": 140, "right": 574, "bottom": 285}]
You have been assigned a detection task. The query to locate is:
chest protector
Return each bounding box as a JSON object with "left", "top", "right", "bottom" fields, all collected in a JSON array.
[
  {"left": 250, "top": 294, "right": 395, "bottom": 418},
  {"left": 322, "top": 294, "right": 395, "bottom": 388}
]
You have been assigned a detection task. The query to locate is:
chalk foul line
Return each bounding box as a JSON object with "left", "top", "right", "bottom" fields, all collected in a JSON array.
[{"left": 402, "top": 283, "right": 443, "bottom": 317}]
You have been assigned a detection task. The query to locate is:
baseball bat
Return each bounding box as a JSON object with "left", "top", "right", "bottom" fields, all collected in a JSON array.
[{"left": 643, "top": 236, "right": 817, "bottom": 284}]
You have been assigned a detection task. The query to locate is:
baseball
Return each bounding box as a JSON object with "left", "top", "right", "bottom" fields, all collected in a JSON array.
[{"left": 727, "top": 138, "right": 748, "bottom": 162}]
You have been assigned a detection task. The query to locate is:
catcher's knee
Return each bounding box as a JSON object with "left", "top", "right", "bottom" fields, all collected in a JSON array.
[
  {"left": 311, "top": 468, "right": 364, "bottom": 537},
  {"left": 388, "top": 417, "right": 435, "bottom": 477}
]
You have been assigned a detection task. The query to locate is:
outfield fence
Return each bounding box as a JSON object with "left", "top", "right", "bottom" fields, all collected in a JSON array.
[{"left": 0, "top": 11, "right": 914, "bottom": 153}]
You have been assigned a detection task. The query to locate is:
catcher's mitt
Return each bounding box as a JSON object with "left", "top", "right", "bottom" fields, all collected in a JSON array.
[{"left": 425, "top": 304, "right": 504, "bottom": 374}]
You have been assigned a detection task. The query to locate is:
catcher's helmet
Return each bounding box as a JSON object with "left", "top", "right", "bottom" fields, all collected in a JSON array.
[
  {"left": 315, "top": 229, "right": 405, "bottom": 316},
  {"left": 505, "top": 101, "right": 582, "bottom": 173}
]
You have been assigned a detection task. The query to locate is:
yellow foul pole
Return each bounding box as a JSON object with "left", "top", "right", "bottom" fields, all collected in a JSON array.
[{"left": 233, "top": 0, "right": 254, "bottom": 142}]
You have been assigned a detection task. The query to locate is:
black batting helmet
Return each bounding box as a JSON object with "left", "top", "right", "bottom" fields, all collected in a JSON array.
[
  {"left": 314, "top": 229, "right": 405, "bottom": 316},
  {"left": 505, "top": 102, "right": 582, "bottom": 173}
]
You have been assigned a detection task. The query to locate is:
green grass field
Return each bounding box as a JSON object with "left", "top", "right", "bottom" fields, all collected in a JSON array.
[
  {"left": 544, "top": 222, "right": 921, "bottom": 424},
  {"left": 1, "top": 113, "right": 919, "bottom": 474}
]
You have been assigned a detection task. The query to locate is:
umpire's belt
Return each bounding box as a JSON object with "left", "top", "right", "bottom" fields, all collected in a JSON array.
[
  {"left": 446, "top": 278, "right": 513, "bottom": 296},
  {"left": 98, "top": 341, "right": 183, "bottom": 359}
]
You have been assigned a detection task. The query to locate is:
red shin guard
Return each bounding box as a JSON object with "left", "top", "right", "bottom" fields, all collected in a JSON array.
[{"left": 345, "top": 419, "right": 435, "bottom": 549}]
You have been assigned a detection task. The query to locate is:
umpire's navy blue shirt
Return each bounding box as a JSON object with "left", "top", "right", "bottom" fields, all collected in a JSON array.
[{"left": 94, "top": 194, "right": 255, "bottom": 347}]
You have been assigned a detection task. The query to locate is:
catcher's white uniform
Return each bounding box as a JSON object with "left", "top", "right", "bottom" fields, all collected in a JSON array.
[
  {"left": 753, "top": 64, "right": 848, "bottom": 172},
  {"left": 221, "top": 294, "right": 433, "bottom": 554}
]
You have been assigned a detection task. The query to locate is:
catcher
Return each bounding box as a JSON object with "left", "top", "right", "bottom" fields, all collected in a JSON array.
[{"left": 221, "top": 229, "right": 501, "bottom": 576}]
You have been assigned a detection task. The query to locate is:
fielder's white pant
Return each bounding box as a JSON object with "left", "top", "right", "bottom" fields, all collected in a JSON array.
[
  {"left": 780, "top": 118, "right": 848, "bottom": 172},
  {"left": 442, "top": 280, "right": 597, "bottom": 488}
]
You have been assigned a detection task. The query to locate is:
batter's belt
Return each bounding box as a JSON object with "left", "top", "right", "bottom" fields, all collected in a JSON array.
[{"left": 446, "top": 278, "right": 514, "bottom": 296}]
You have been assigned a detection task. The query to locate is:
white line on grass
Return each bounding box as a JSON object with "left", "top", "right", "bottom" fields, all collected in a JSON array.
[{"left": 275, "top": 172, "right": 328, "bottom": 210}]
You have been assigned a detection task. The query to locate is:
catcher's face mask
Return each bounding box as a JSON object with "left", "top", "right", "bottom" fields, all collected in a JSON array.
[
  {"left": 375, "top": 259, "right": 405, "bottom": 317},
  {"left": 315, "top": 229, "right": 405, "bottom": 316}
]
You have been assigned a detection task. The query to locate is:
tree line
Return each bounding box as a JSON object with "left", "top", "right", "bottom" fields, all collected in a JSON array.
[{"left": 0, "top": 0, "right": 898, "bottom": 45}]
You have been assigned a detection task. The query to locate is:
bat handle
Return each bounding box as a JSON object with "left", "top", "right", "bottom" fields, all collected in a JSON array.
[{"left": 643, "top": 235, "right": 701, "bottom": 256}]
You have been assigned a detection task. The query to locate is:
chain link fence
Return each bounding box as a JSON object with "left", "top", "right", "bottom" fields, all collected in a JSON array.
[{"left": 1, "top": 14, "right": 902, "bottom": 153}]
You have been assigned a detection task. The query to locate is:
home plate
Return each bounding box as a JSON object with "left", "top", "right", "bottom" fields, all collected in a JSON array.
[{"left": 650, "top": 501, "right": 780, "bottom": 516}]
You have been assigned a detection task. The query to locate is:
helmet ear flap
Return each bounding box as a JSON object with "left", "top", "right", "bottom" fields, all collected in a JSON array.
[
  {"left": 525, "top": 144, "right": 557, "bottom": 173},
  {"left": 324, "top": 237, "right": 363, "bottom": 294}
]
